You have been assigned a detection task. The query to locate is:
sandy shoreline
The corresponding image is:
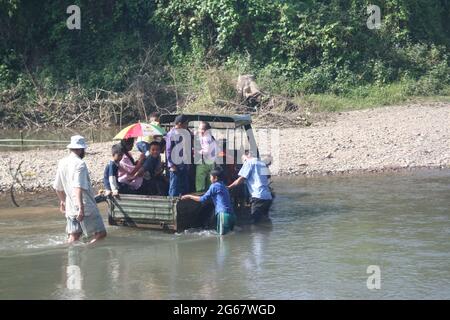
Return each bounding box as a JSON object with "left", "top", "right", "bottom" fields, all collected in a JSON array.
[{"left": 1, "top": 103, "right": 449, "bottom": 194}]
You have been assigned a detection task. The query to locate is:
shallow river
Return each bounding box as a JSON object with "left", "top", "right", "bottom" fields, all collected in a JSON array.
[{"left": 1, "top": 169, "right": 449, "bottom": 299}]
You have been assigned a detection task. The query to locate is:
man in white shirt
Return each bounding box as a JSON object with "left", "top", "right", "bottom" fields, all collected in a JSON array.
[{"left": 53, "top": 135, "right": 107, "bottom": 244}]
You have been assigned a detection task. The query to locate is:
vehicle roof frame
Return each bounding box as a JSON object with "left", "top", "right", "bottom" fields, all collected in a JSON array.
[{"left": 159, "top": 114, "right": 252, "bottom": 128}]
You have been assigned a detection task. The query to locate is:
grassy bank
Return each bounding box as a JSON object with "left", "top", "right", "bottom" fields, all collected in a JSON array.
[
  {"left": 2, "top": 1, "right": 449, "bottom": 128},
  {"left": 299, "top": 83, "right": 450, "bottom": 113},
  {"left": 1, "top": 62, "right": 450, "bottom": 129},
  {"left": 2, "top": 45, "right": 449, "bottom": 129}
]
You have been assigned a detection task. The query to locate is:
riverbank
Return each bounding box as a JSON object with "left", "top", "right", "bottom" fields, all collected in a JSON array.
[{"left": 0, "top": 102, "right": 449, "bottom": 194}]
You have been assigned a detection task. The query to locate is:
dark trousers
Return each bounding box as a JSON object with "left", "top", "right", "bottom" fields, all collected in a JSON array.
[
  {"left": 169, "top": 166, "right": 189, "bottom": 197},
  {"left": 118, "top": 183, "right": 134, "bottom": 194},
  {"left": 250, "top": 198, "right": 272, "bottom": 223},
  {"left": 146, "top": 176, "right": 168, "bottom": 196}
]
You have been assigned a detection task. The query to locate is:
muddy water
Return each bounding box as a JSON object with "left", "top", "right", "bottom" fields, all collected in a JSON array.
[{"left": 0, "top": 169, "right": 449, "bottom": 299}]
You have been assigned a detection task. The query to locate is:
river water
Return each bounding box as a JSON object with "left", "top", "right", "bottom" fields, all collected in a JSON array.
[
  {"left": 0, "top": 127, "right": 118, "bottom": 151},
  {"left": 0, "top": 169, "right": 449, "bottom": 299}
]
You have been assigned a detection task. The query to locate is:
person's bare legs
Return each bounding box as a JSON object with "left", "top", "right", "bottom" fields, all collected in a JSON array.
[
  {"left": 68, "top": 232, "right": 82, "bottom": 243},
  {"left": 89, "top": 230, "right": 107, "bottom": 244}
]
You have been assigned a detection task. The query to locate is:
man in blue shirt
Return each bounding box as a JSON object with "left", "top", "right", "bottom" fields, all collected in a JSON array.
[
  {"left": 228, "top": 151, "right": 273, "bottom": 223},
  {"left": 103, "top": 144, "right": 124, "bottom": 196},
  {"left": 181, "top": 167, "right": 235, "bottom": 235}
]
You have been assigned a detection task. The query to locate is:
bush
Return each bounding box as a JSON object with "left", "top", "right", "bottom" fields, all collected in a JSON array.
[{"left": 1, "top": 0, "right": 449, "bottom": 128}]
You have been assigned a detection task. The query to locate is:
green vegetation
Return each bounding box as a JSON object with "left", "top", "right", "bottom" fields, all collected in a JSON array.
[
  {"left": 0, "top": 0, "right": 449, "bottom": 127},
  {"left": 300, "top": 81, "right": 450, "bottom": 112}
]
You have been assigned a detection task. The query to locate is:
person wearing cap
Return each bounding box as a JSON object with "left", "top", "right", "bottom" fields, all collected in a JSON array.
[
  {"left": 53, "top": 135, "right": 107, "bottom": 244},
  {"left": 166, "top": 114, "right": 191, "bottom": 196}
]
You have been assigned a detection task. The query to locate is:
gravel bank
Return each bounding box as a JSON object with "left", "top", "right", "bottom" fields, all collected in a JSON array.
[
  {"left": 1, "top": 103, "right": 449, "bottom": 194},
  {"left": 276, "top": 103, "right": 449, "bottom": 176}
]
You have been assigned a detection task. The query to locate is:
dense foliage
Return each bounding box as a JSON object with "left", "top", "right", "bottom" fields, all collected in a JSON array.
[{"left": 0, "top": 0, "right": 449, "bottom": 126}]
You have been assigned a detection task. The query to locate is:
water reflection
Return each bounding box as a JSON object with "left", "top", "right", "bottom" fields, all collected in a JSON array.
[
  {"left": 65, "top": 246, "right": 85, "bottom": 299},
  {"left": 216, "top": 236, "right": 228, "bottom": 270},
  {"left": 2, "top": 169, "right": 450, "bottom": 299},
  {"left": 240, "top": 226, "right": 272, "bottom": 274}
]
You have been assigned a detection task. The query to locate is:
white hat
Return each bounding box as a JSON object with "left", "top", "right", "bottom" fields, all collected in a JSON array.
[{"left": 67, "top": 135, "right": 88, "bottom": 149}]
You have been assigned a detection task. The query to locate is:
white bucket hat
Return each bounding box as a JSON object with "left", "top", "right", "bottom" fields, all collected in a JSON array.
[{"left": 67, "top": 135, "right": 88, "bottom": 149}]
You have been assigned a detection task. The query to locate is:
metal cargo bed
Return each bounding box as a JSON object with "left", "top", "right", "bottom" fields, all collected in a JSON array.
[{"left": 106, "top": 194, "right": 212, "bottom": 232}]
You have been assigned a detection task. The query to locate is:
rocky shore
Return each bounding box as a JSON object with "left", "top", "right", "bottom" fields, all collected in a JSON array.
[
  {"left": 0, "top": 103, "right": 449, "bottom": 194},
  {"left": 276, "top": 102, "right": 450, "bottom": 176}
]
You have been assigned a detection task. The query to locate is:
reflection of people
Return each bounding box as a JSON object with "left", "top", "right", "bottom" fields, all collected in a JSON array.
[
  {"left": 228, "top": 151, "right": 272, "bottom": 223},
  {"left": 66, "top": 246, "right": 84, "bottom": 296},
  {"left": 166, "top": 115, "right": 190, "bottom": 196},
  {"left": 182, "top": 167, "right": 235, "bottom": 235},
  {"left": 53, "top": 135, "right": 107, "bottom": 243}
]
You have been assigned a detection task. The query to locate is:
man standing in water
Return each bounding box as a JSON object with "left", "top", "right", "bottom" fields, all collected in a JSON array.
[
  {"left": 228, "top": 151, "right": 273, "bottom": 223},
  {"left": 53, "top": 135, "right": 107, "bottom": 244}
]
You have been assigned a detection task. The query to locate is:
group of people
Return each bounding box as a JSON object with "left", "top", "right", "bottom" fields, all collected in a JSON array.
[
  {"left": 181, "top": 150, "right": 272, "bottom": 236},
  {"left": 103, "top": 113, "right": 167, "bottom": 197},
  {"left": 102, "top": 113, "right": 217, "bottom": 198},
  {"left": 53, "top": 113, "right": 273, "bottom": 242}
]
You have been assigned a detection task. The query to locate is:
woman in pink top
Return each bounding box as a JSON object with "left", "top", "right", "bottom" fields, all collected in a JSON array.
[{"left": 118, "top": 138, "right": 143, "bottom": 192}]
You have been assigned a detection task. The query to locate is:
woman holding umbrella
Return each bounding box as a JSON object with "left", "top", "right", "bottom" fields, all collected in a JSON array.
[
  {"left": 117, "top": 137, "right": 143, "bottom": 193},
  {"left": 113, "top": 122, "right": 166, "bottom": 194}
]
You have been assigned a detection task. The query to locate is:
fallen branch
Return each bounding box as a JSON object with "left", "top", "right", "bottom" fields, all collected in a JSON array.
[
  {"left": 8, "top": 159, "right": 25, "bottom": 207},
  {"left": 65, "top": 112, "right": 84, "bottom": 128}
]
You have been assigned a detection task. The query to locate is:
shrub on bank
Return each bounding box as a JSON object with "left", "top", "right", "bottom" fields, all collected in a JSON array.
[{"left": 0, "top": 0, "right": 449, "bottom": 127}]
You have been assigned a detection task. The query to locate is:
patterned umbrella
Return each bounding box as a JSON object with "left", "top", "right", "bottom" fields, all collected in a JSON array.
[{"left": 113, "top": 122, "right": 166, "bottom": 140}]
